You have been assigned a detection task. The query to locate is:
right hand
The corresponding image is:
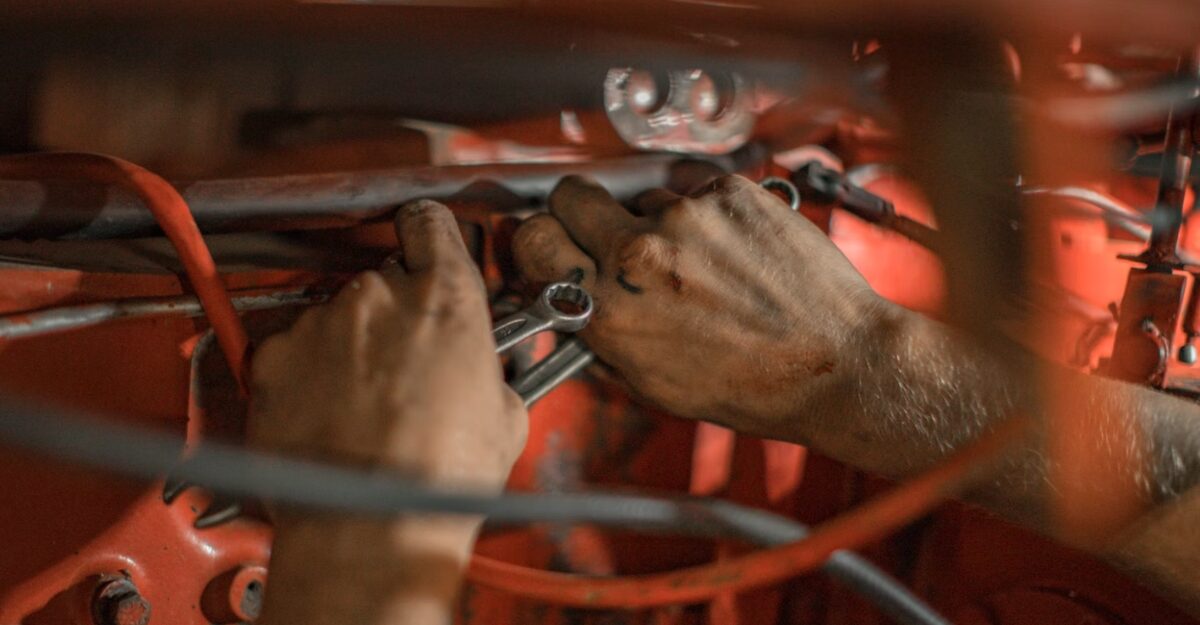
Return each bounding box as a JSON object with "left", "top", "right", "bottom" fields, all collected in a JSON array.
[{"left": 512, "top": 174, "right": 892, "bottom": 436}]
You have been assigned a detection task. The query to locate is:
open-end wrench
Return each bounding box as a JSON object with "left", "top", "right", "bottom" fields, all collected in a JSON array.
[{"left": 493, "top": 282, "right": 595, "bottom": 404}]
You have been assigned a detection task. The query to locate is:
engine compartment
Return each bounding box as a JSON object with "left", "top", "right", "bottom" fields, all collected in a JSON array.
[{"left": 2, "top": 3, "right": 1199, "bottom": 624}]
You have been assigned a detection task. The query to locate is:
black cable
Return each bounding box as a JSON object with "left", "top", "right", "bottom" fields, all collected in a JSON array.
[{"left": 0, "top": 396, "right": 949, "bottom": 625}]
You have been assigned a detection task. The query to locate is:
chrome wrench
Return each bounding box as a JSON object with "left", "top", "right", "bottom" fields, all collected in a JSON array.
[{"left": 493, "top": 282, "right": 595, "bottom": 405}]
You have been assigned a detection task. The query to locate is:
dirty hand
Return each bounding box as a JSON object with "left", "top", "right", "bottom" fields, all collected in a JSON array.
[
  {"left": 513, "top": 174, "right": 888, "bottom": 438},
  {"left": 250, "top": 200, "right": 526, "bottom": 625}
]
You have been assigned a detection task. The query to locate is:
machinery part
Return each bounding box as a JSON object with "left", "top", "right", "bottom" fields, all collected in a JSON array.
[
  {"left": 492, "top": 282, "right": 593, "bottom": 352},
  {"left": 792, "top": 160, "right": 941, "bottom": 251},
  {"left": 0, "top": 396, "right": 971, "bottom": 625},
  {"left": 0, "top": 289, "right": 326, "bottom": 341},
  {"left": 0, "top": 155, "right": 724, "bottom": 240},
  {"left": 604, "top": 68, "right": 755, "bottom": 154},
  {"left": 851, "top": 167, "right": 1166, "bottom": 253},
  {"left": 1179, "top": 280, "right": 1200, "bottom": 364},
  {"left": 201, "top": 566, "right": 266, "bottom": 624},
  {"left": 493, "top": 283, "right": 595, "bottom": 405},
  {"left": 91, "top": 576, "right": 151, "bottom": 625},
  {"left": 1044, "top": 72, "right": 1200, "bottom": 129},
  {"left": 0, "top": 153, "right": 250, "bottom": 393},
  {"left": 1140, "top": 318, "right": 1172, "bottom": 382},
  {"left": 1136, "top": 50, "right": 1200, "bottom": 270},
  {"left": 759, "top": 176, "right": 801, "bottom": 211},
  {"left": 510, "top": 336, "right": 594, "bottom": 406},
  {"left": 1019, "top": 186, "right": 1151, "bottom": 236},
  {"left": 1108, "top": 52, "right": 1200, "bottom": 384}
]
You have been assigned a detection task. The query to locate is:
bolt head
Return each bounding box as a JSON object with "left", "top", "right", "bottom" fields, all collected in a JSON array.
[
  {"left": 92, "top": 578, "right": 151, "bottom": 625},
  {"left": 1180, "top": 343, "right": 1198, "bottom": 365}
]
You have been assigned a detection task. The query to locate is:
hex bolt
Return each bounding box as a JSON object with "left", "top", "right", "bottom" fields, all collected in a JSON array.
[{"left": 92, "top": 577, "right": 151, "bottom": 625}]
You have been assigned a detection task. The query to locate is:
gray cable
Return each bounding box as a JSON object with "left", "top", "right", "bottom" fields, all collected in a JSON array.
[{"left": 0, "top": 396, "right": 948, "bottom": 625}]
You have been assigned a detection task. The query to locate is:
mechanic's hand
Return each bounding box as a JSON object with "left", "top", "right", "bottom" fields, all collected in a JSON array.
[
  {"left": 250, "top": 200, "right": 527, "bottom": 625},
  {"left": 513, "top": 175, "right": 887, "bottom": 436},
  {"left": 250, "top": 199, "right": 526, "bottom": 489}
]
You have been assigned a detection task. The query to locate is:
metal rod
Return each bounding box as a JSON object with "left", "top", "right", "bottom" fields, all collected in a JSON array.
[
  {"left": 0, "top": 155, "right": 709, "bottom": 240},
  {"left": 1142, "top": 50, "right": 1200, "bottom": 269},
  {"left": 0, "top": 289, "right": 327, "bottom": 340}
]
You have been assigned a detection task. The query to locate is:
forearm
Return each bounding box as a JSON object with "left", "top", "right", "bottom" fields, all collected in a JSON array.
[
  {"left": 786, "top": 301, "right": 1200, "bottom": 605},
  {"left": 259, "top": 515, "right": 480, "bottom": 625}
]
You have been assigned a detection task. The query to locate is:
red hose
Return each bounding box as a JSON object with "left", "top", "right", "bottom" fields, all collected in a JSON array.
[
  {"left": 0, "top": 152, "right": 250, "bottom": 392},
  {"left": 466, "top": 414, "right": 1033, "bottom": 608}
]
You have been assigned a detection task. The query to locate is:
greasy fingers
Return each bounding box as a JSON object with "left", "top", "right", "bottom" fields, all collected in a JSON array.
[
  {"left": 513, "top": 174, "right": 884, "bottom": 437},
  {"left": 513, "top": 213, "right": 597, "bottom": 290},
  {"left": 396, "top": 199, "right": 472, "bottom": 274},
  {"left": 250, "top": 198, "right": 526, "bottom": 492},
  {"left": 396, "top": 199, "right": 488, "bottom": 311},
  {"left": 548, "top": 175, "right": 637, "bottom": 258}
]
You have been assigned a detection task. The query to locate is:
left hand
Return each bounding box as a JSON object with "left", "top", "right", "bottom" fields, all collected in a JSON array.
[
  {"left": 249, "top": 199, "right": 527, "bottom": 489},
  {"left": 250, "top": 200, "right": 527, "bottom": 625}
]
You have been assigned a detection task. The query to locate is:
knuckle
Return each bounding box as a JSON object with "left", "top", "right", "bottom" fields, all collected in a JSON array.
[
  {"left": 616, "top": 232, "right": 672, "bottom": 270},
  {"left": 513, "top": 216, "right": 558, "bottom": 261},
  {"left": 411, "top": 266, "right": 483, "bottom": 313},
  {"left": 334, "top": 271, "right": 393, "bottom": 310},
  {"left": 657, "top": 197, "right": 707, "bottom": 229},
  {"left": 707, "top": 174, "right": 757, "bottom": 197}
]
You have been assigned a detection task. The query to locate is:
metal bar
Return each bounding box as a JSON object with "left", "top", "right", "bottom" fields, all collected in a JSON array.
[
  {"left": 0, "top": 155, "right": 710, "bottom": 240},
  {"left": 0, "top": 289, "right": 327, "bottom": 340},
  {"left": 511, "top": 337, "right": 595, "bottom": 406},
  {"left": 1142, "top": 50, "right": 1200, "bottom": 269}
]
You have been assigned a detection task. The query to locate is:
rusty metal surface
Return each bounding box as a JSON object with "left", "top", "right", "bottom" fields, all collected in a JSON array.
[
  {"left": 0, "top": 156, "right": 719, "bottom": 239},
  {"left": 0, "top": 288, "right": 325, "bottom": 340}
]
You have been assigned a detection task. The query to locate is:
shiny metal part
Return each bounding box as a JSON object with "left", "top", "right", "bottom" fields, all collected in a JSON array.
[
  {"left": 492, "top": 282, "right": 593, "bottom": 353},
  {"left": 0, "top": 155, "right": 722, "bottom": 239},
  {"left": 510, "top": 337, "right": 595, "bottom": 407},
  {"left": 760, "top": 176, "right": 800, "bottom": 211},
  {"left": 604, "top": 68, "right": 755, "bottom": 154},
  {"left": 0, "top": 289, "right": 327, "bottom": 340},
  {"left": 1020, "top": 185, "right": 1150, "bottom": 234},
  {"left": 493, "top": 282, "right": 595, "bottom": 405}
]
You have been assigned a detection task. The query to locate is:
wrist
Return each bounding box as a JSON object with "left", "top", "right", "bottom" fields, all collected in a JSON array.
[
  {"left": 764, "top": 290, "right": 913, "bottom": 444},
  {"left": 260, "top": 514, "right": 480, "bottom": 625}
]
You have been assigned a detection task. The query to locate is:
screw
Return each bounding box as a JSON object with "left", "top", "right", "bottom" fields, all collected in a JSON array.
[{"left": 92, "top": 577, "right": 151, "bottom": 625}]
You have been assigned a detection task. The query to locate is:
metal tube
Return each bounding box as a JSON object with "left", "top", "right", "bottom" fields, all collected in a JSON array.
[
  {"left": 1143, "top": 50, "right": 1200, "bottom": 269},
  {"left": 0, "top": 289, "right": 326, "bottom": 340},
  {"left": 0, "top": 156, "right": 705, "bottom": 240}
]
